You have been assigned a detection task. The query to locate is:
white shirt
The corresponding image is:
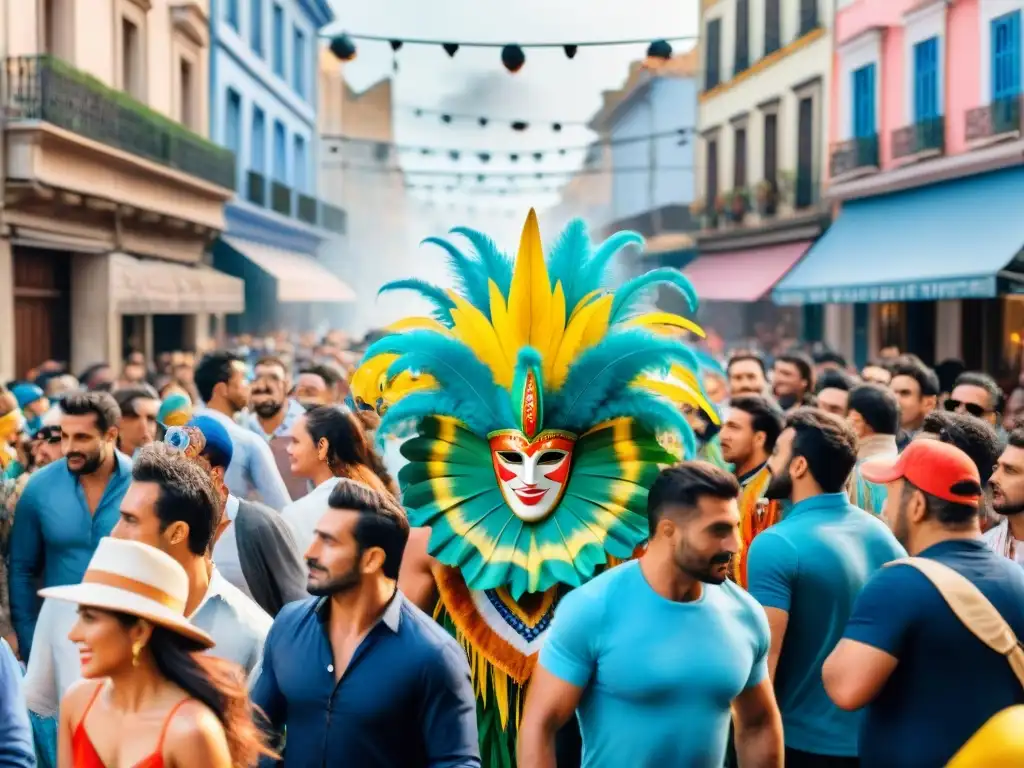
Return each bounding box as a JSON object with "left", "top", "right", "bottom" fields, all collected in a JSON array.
[
  {"left": 983, "top": 518, "right": 1024, "bottom": 565},
  {"left": 212, "top": 495, "right": 253, "bottom": 600},
  {"left": 281, "top": 477, "right": 340, "bottom": 557}
]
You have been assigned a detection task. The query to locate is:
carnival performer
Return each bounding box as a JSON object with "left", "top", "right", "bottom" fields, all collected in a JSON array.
[
  {"left": 351, "top": 209, "right": 717, "bottom": 766},
  {"left": 43, "top": 537, "right": 271, "bottom": 767}
]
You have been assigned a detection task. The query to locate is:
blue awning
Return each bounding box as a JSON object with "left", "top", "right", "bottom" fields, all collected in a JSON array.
[{"left": 773, "top": 166, "right": 1024, "bottom": 305}]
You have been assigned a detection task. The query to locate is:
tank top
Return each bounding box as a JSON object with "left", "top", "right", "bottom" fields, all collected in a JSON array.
[{"left": 71, "top": 682, "right": 190, "bottom": 768}]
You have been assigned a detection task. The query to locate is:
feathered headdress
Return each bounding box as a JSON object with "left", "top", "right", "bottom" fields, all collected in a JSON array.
[{"left": 351, "top": 210, "right": 717, "bottom": 597}]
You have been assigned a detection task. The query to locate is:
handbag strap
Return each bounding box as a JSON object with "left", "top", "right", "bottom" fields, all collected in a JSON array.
[{"left": 888, "top": 556, "right": 1024, "bottom": 688}]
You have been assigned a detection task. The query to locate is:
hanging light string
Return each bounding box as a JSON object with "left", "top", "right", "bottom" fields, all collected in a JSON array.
[
  {"left": 326, "top": 32, "right": 687, "bottom": 72},
  {"left": 321, "top": 162, "right": 694, "bottom": 178},
  {"left": 395, "top": 103, "right": 594, "bottom": 128},
  {"left": 321, "top": 126, "right": 694, "bottom": 161}
]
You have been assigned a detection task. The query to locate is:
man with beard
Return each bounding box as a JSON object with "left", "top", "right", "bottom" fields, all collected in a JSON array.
[
  {"left": 984, "top": 429, "right": 1024, "bottom": 563},
  {"left": 719, "top": 396, "right": 785, "bottom": 586},
  {"left": 746, "top": 408, "right": 903, "bottom": 767},
  {"left": 520, "top": 463, "right": 783, "bottom": 768},
  {"left": 113, "top": 384, "right": 161, "bottom": 458},
  {"left": 727, "top": 353, "right": 769, "bottom": 397},
  {"left": 890, "top": 356, "right": 940, "bottom": 449},
  {"left": 193, "top": 351, "right": 290, "bottom": 510},
  {"left": 251, "top": 479, "right": 480, "bottom": 767},
  {"left": 246, "top": 356, "right": 309, "bottom": 500},
  {"left": 293, "top": 363, "right": 344, "bottom": 408},
  {"left": 823, "top": 440, "right": 1024, "bottom": 767},
  {"left": 8, "top": 392, "right": 131, "bottom": 657}
]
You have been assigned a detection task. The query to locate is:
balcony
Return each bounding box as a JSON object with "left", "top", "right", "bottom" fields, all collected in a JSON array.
[
  {"left": 891, "top": 117, "right": 945, "bottom": 162},
  {"left": 271, "top": 181, "right": 291, "bottom": 216},
  {"left": 4, "top": 55, "right": 234, "bottom": 189},
  {"left": 965, "top": 96, "right": 1022, "bottom": 144},
  {"left": 247, "top": 171, "right": 265, "bottom": 205},
  {"left": 297, "top": 193, "right": 317, "bottom": 225},
  {"left": 829, "top": 135, "right": 879, "bottom": 178}
]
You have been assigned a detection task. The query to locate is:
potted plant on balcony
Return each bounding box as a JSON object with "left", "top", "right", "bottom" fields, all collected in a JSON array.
[
  {"left": 776, "top": 170, "right": 796, "bottom": 204},
  {"left": 690, "top": 198, "right": 713, "bottom": 229},
  {"left": 727, "top": 188, "right": 750, "bottom": 223},
  {"left": 754, "top": 179, "right": 778, "bottom": 217}
]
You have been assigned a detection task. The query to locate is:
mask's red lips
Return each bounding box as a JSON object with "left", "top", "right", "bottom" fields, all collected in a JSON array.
[{"left": 514, "top": 487, "right": 548, "bottom": 506}]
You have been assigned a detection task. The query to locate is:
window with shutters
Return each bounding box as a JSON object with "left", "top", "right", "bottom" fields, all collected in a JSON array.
[
  {"left": 992, "top": 11, "right": 1021, "bottom": 100},
  {"left": 764, "top": 0, "right": 781, "bottom": 56},
  {"left": 800, "top": 0, "right": 819, "bottom": 36},
  {"left": 733, "top": 126, "right": 747, "bottom": 189},
  {"left": 853, "top": 64, "right": 877, "bottom": 138},
  {"left": 796, "top": 98, "right": 814, "bottom": 208},
  {"left": 735, "top": 0, "right": 750, "bottom": 74},
  {"left": 913, "top": 37, "right": 939, "bottom": 122},
  {"left": 705, "top": 19, "right": 722, "bottom": 90},
  {"left": 763, "top": 112, "right": 778, "bottom": 184},
  {"left": 706, "top": 139, "right": 719, "bottom": 206}
]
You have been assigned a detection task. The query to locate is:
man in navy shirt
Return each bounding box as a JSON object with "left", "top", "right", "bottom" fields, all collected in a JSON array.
[
  {"left": 251, "top": 479, "right": 480, "bottom": 767},
  {"left": 823, "top": 440, "right": 1024, "bottom": 767}
]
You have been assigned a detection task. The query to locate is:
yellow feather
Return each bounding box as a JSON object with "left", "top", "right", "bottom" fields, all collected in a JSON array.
[
  {"left": 579, "top": 294, "right": 612, "bottom": 351},
  {"left": 624, "top": 312, "right": 706, "bottom": 338},
  {"left": 487, "top": 279, "right": 521, "bottom": 368},
  {"left": 383, "top": 316, "right": 454, "bottom": 336},
  {"left": 447, "top": 291, "right": 514, "bottom": 387},
  {"left": 636, "top": 376, "right": 720, "bottom": 424},
  {"left": 385, "top": 370, "right": 439, "bottom": 402},
  {"left": 350, "top": 354, "right": 397, "bottom": 407},
  {"left": 506, "top": 209, "right": 554, "bottom": 353},
  {"left": 567, "top": 289, "right": 603, "bottom": 323},
  {"left": 542, "top": 282, "right": 567, "bottom": 385},
  {"left": 549, "top": 294, "right": 613, "bottom": 389}
]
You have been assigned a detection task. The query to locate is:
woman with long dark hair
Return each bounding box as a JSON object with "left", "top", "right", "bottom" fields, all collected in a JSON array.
[
  {"left": 45, "top": 537, "right": 270, "bottom": 768},
  {"left": 282, "top": 405, "right": 398, "bottom": 555}
]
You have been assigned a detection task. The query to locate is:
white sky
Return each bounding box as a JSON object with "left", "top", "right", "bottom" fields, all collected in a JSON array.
[{"left": 324, "top": 1, "right": 699, "bottom": 240}]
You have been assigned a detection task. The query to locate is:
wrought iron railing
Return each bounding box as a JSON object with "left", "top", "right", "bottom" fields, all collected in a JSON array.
[
  {"left": 320, "top": 202, "right": 347, "bottom": 234},
  {"left": 297, "top": 193, "right": 317, "bottom": 224},
  {"left": 892, "top": 117, "right": 945, "bottom": 160},
  {"left": 270, "top": 181, "right": 291, "bottom": 216},
  {"left": 247, "top": 171, "right": 265, "bottom": 205},
  {"left": 3, "top": 55, "right": 235, "bottom": 189},
  {"left": 965, "top": 96, "right": 1022, "bottom": 142},
  {"left": 829, "top": 135, "right": 879, "bottom": 177}
]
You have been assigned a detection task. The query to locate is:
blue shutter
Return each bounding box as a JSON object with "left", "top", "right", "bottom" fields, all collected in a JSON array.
[
  {"left": 993, "top": 11, "right": 1021, "bottom": 100},
  {"left": 853, "top": 64, "right": 876, "bottom": 138},
  {"left": 914, "top": 37, "right": 939, "bottom": 121}
]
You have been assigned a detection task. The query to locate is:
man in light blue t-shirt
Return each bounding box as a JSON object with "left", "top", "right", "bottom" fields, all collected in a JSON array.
[
  {"left": 518, "top": 462, "right": 783, "bottom": 768},
  {"left": 748, "top": 407, "right": 905, "bottom": 766}
]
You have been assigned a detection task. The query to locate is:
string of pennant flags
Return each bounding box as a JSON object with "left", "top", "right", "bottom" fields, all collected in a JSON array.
[
  {"left": 321, "top": 127, "right": 695, "bottom": 164},
  {"left": 326, "top": 32, "right": 691, "bottom": 74}
]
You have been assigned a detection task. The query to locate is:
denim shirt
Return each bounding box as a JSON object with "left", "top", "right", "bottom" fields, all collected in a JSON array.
[{"left": 8, "top": 453, "right": 132, "bottom": 656}]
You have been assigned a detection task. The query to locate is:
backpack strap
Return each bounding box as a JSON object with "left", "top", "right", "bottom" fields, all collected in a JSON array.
[{"left": 888, "top": 557, "right": 1024, "bottom": 688}]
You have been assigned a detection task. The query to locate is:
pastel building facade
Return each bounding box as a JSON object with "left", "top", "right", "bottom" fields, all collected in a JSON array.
[
  {"left": 773, "top": 0, "right": 1024, "bottom": 376},
  {"left": 208, "top": 0, "right": 353, "bottom": 335},
  {"left": 0, "top": 0, "right": 245, "bottom": 379}
]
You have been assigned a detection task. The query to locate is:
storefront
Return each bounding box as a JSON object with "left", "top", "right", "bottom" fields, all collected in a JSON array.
[{"left": 773, "top": 166, "right": 1024, "bottom": 376}]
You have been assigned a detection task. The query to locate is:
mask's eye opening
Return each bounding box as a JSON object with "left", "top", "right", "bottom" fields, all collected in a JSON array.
[
  {"left": 537, "top": 451, "right": 565, "bottom": 465},
  {"left": 498, "top": 451, "right": 524, "bottom": 464}
]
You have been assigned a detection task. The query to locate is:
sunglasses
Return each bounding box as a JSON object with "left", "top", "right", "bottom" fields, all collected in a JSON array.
[
  {"left": 34, "top": 428, "right": 61, "bottom": 444},
  {"left": 943, "top": 398, "right": 988, "bottom": 419}
]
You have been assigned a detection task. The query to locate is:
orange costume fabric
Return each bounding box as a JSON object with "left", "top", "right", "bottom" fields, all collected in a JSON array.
[{"left": 732, "top": 464, "right": 780, "bottom": 588}]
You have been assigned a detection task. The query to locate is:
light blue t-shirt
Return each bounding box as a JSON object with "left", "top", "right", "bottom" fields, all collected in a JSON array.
[
  {"left": 539, "top": 560, "right": 770, "bottom": 768},
  {"left": 746, "top": 492, "right": 906, "bottom": 757}
]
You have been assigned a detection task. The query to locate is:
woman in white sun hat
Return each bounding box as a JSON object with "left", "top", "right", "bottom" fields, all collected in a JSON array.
[{"left": 43, "top": 537, "right": 270, "bottom": 768}]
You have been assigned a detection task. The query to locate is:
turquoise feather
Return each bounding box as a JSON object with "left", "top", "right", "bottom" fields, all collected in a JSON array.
[
  {"left": 421, "top": 236, "right": 493, "bottom": 317},
  {"left": 545, "top": 219, "right": 592, "bottom": 311},
  {"left": 548, "top": 330, "right": 701, "bottom": 433},
  {"left": 589, "top": 394, "right": 696, "bottom": 460},
  {"left": 449, "top": 226, "right": 513, "bottom": 298},
  {"left": 579, "top": 230, "right": 644, "bottom": 300},
  {"left": 610, "top": 268, "right": 699, "bottom": 323},
  {"left": 378, "top": 279, "right": 456, "bottom": 326}
]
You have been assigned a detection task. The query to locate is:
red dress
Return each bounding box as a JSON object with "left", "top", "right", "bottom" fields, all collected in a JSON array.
[{"left": 72, "top": 682, "right": 190, "bottom": 768}]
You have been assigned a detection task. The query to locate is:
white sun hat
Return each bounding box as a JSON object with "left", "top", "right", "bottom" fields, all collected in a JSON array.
[{"left": 38, "top": 537, "right": 214, "bottom": 649}]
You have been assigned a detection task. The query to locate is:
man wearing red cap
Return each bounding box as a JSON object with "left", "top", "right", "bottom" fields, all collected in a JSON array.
[{"left": 822, "top": 440, "right": 1024, "bottom": 767}]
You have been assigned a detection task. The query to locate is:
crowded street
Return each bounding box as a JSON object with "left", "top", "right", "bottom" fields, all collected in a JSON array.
[{"left": 3, "top": 0, "right": 1024, "bottom": 767}]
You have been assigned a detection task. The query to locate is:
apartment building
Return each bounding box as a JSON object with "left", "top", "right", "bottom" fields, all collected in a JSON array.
[
  {"left": 774, "top": 0, "right": 1024, "bottom": 377},
  {"left": 0, "top": 0, "right": 244, "bottom": 378},
  {"left": 689, "top": 0, "right": 839, "bottom": 351}
]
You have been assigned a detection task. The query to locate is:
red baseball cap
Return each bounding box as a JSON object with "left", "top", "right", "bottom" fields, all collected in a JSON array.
[{"left": 861, "top": 439, "right": 983, "bottom": 507}]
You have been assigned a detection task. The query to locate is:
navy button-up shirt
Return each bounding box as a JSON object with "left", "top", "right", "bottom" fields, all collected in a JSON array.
[{"left": 251, "top": 592, "right": 480, "bottom": 768}]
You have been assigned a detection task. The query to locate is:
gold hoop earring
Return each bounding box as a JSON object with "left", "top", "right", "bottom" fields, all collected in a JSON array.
[{"left": 131, "top": 640, "right": 144, "bottom": 668}]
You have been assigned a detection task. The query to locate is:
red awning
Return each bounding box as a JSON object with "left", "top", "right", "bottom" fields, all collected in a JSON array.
[{"left": 682, "top": 241, "right": 812, "bottom": 302}]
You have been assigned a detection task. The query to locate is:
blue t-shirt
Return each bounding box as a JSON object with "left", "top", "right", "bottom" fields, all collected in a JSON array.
[
  {"left": 746, "top": 492, "right": 905, "bottom": 756},
  {"left": 539, "top": 560, "right": 769, "bottom": 768},
  {"left": 844, "top": 539, "right": 1024, "bottom": 767}
]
